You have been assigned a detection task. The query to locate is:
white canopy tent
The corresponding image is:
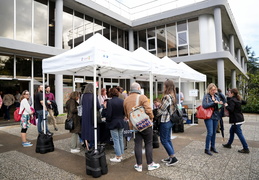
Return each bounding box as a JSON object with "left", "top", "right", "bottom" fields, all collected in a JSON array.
[{"left": 42, "top": 33, "right": 152, "bottom": 149}]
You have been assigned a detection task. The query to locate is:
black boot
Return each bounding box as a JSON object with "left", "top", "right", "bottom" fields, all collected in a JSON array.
[
  {"left": 222, "top": 144, "right": 232, "bottom": 148},
  {"left": 210, "top": 147, "right": 218, "bottom": 153},
  {"left": 204, "top": 149, "right": 212, "bottom": 156}
]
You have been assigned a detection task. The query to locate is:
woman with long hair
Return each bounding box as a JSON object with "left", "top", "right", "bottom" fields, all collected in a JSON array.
[
  {"left": 202, "top": 83, "right": 223, "bottom": 155},
  {"left": 222, "top": 88, "right": 249, "bottom": 153},
  {"left": 66, "top": 91, "right": 81, "bottom": 153},
  {"left": 19, "top": 90, "right": 33, "bottom": 147},
  {"left": 157, "top": 80, "right": 179, "bottom": 166}
]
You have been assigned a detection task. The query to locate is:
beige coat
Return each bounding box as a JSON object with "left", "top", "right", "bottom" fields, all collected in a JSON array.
[{"left": 123, "top": 93, "right": 154, "bottom": 130}]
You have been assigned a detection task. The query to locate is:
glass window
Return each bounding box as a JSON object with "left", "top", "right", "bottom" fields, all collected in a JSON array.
[
  {"left": 34, "top": 0, "right": 48, "bottom": 45},
  {"left": 0, "top": 54, "right": 14, "bottom": 77},
  {"left": 124, "top": 31, "right": 129, "bottom": 50},
  {"left": 134, "top": 32, "right": 138, "bottom": 50},
  {"left": 111, "top": 26, "right": 117, "bottom": 44},
  {"left": 156, "top": 25, "right": 166, "bottom": 58},
  {"left": 148, "top": 38, "right": 156, "bottom": 51},
  {"left": 166, "top": 23, "right": 177, "bottom": 57},
  {"left": 118, "top": 28, "right": 124, "bottom": 48},
  {"left": 0, "top": 0, "right": 14, "bottom": 39},
  {"left": 103, "top": 22, "right": 110, "bottom": 40},
  {"left": 178, "top": 32, "right": 187, "bottom": 45},
  {"left": 139, "top": 30, "right": 146, "bottom": 49},
  {"left": 63, "top": 7, "right": 73, "bottom": 49},
  {"left": 147, "top": 27, "right": 155, "bottom": 38},
  {"left": 178, "top": 45, "right": 188, "bottom": 56},
  {"left": 48, "top": 1, "right": 55, "bottom": 47},
  {"left": 16, "top": 56, "right": 32, "bottom": 77},
  {"left": 94, "top": 19, "right": 102, "bottom": 35},
  {"left": 177, "top": 21, "right": 187, "bottom": 32},
  {"left": 74, "top": 11, "right": 84, "bottom": 47},
  {"left": 16, "top": 0, "right": 32, "bottom": 43},
  {"left": 84, "top": 15, "right": 93, "bottom": 40},
  {"left": 188, "top": 18, "right": 200, "bottom": 55},
  {"left": 33, "top": 58, "right": 42, "bottom": 78}
]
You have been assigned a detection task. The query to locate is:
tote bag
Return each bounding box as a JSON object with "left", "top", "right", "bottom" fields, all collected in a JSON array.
[
  {"left": 129, "top": 95, "right": 152, "bottom": 132},
  {"left": 196, "top": 105, "right": 214, "bottom": 119}
]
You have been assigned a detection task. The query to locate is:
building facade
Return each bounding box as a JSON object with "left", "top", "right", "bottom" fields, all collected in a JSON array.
[{"left": 0, "top": 0, "right": 248, "bottom": 113}]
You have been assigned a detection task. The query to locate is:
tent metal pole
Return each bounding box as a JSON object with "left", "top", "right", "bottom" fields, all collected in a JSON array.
[
  {"left": 149, "top": 72, "right": 153, "bottom": 109},
  {"left": 43, "top": 73, "right": 46, "bottom": 134},
  {"left": 94, "top": 65, "right": 97, "bottom": 150}
]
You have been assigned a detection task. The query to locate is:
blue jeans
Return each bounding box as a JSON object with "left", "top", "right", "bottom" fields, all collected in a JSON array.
[
  {"left": 110, "top": 128, "right": 124, "bottom": 156},
  {"left": 227, "top": 124, "right": 249, "bottom": 149},
  {"left": 160, "top": 121, "right": 175, "bottom": 156},
  {"left": 36, "top": 110, "right": 49, "bottom": 133},
  {"left": 204, "top": 118, "right": 218, "bottom": 150}
]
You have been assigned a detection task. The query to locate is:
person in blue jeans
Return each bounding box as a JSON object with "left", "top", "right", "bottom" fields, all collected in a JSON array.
[
  {"left": 34, "top": 85, "right": 52, "bottom": 135},
  {"left": 223, "top": 88, "right": 249, "bottom": 153},
  {"left": 202, "top": 83, "right": 223, "bottom": 156},
  {"left": 102, "top": 88, "right": 125, "bottom": 162},
  {"left": 157, "top": 80, "right": 179, "bottom": 166}
]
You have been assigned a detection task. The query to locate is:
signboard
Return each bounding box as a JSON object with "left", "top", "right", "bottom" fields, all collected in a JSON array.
[
  {"left": 189, "top": 89, "right": 198, "bottom": 97},
  {"left": 75, "top": 78, "right": 84, "bottom": 83}
]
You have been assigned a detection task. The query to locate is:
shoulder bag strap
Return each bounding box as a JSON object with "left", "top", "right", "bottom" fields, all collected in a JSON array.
[{"left": 136, "top": 94, "right": 140, "bottom": 106}]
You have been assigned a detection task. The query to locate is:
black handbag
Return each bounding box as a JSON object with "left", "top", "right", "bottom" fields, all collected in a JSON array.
[
  {"left": 167, "top": 95, "right": 183, "bottom": 124},
  {"left": 171, "top": 105, "right": 183, "bottom": 124},
  {"left": 65, "top": 118, "right": 74, "bottom": 130}
]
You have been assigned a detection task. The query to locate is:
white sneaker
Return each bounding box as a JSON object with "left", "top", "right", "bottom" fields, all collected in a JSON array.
[
  {"left": 71, "top": 149, "right": 80, "bottom": 153},
  {"left": 134, "top": 164, "right": 142, "bottom": 172},
  {"left": 110, "top": 157, "right": 121, "bottom": 162},
  {"left": 148, "top": 162, "right": 160, "bottom": 171}
]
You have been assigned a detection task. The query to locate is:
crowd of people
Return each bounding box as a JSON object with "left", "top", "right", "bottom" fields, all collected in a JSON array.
[{"left": 0, "top": 80, "right": 250, "bottom": 172}]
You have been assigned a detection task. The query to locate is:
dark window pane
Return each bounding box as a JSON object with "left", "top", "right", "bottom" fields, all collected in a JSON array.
[
  {"left": 139, "top": 30, "right": 146, "bottom": 49},
  {"left": 16, "top": 56, "right": 31, "bottom": 77},
  {"left": 0, "top": 54, "right": 14, "bottom": 77}
]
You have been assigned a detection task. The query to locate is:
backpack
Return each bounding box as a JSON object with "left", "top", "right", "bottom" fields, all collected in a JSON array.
[
  {"left": 14, "top": 107, "right": 25, "bottom": 122},
  {"left": 129, "top": 95, "right": 153, "bottom": 132}
]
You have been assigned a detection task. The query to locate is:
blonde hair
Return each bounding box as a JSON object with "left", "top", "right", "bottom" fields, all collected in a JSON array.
[{"left": 206, "top": 83, "right": 217, "bottom": 94}]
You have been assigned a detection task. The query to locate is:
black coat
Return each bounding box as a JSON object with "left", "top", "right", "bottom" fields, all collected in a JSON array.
[
  {"left": 226, "top": 96, "right": 246, "bottom": 124},
  {"left": 102, "top": 96, "right": 125, "bottom": 130}
]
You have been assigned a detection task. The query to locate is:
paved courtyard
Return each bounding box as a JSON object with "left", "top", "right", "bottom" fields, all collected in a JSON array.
[{"left": 0, "top": 114, "right": 258, "bottom": 179}]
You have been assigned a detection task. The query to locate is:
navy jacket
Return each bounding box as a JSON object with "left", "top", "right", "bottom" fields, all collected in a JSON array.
[
  {"left": 102, "top": 96, "right": 125, "bottom": 130},
  {"left": 226, "top": 96, "right": 246, "bottom": 124},
  {"left": 202, "top": 93, "right": 221, "bottom": 120}
]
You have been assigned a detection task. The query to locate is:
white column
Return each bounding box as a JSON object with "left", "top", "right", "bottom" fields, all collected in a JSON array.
[
  {"left": 229, "top": 35, "right": 235, "bottom": 58},
  {"left": 128, "top": 29, "right": 134, "bottom": 52},
  {"left": 217, "top": 59, "right": 225, "bottom": 94},
  {"left": 237, "top": 48, "right": 241, "bottom": 64},
  {"left": 55, "top": 0, "right": 63, "bottom": 114},
  {"left": 231, "top": 69, "right": 236, "bottom": 88},
  {"left": 214, "top": 7, "right": 223, "bottom": 52},
  {"left": 199, "top": 14, "right": 216, "bottom": 53}
]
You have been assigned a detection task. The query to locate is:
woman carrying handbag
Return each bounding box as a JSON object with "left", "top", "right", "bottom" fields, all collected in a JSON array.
[
  {"left": 66, "top": 91, "right": 81, "bottom": 153},
  {"left": 202, "top": 83, "right": 223, "bottom": 156}
]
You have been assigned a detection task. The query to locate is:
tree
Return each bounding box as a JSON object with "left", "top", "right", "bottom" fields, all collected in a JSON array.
[{"left": 243, "top": 46, "right": 259, "bottom": 113}]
